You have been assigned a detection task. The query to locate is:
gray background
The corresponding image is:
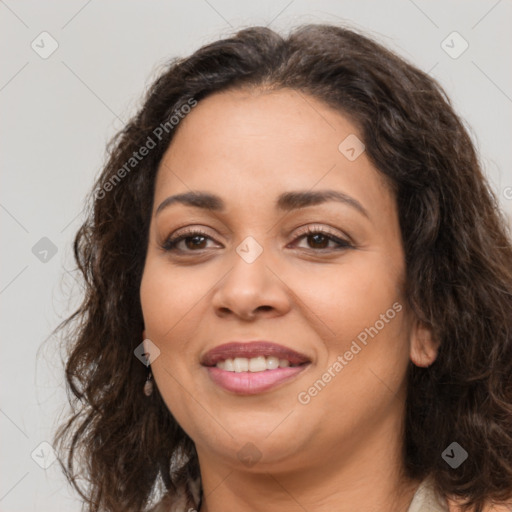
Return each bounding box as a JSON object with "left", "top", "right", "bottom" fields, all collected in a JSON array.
[{"left": 1, "top": 1, "right": 511, "bottom": 510}]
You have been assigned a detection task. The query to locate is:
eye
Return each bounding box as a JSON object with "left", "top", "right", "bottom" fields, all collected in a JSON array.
[
  {"left": 289, "top": 225, "right": 353, "bottom": 251},
  {"left": 161, "top": 228, "right": 219, "bottom": 252},
  {"left": 160, "top": 225, "right": 353, "bottom": 254}
]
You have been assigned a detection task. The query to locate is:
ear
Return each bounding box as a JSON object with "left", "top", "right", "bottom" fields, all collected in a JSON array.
[{"left": 409, "top": 319, "right": 440, "bottom": 367}]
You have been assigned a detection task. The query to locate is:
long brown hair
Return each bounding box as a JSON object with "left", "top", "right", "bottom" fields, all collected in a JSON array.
[{"left": 53, "top": 24, "right": 512, "bottom": 512}]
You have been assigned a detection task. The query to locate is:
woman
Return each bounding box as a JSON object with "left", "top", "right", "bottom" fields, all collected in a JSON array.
[{"left": 53, "top": 24, "right": 512, "bottom": 512}]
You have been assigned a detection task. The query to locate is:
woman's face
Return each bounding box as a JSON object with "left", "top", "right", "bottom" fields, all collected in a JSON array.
[{"left": 140, "top": 88, "right": 433, "bottom": 473}]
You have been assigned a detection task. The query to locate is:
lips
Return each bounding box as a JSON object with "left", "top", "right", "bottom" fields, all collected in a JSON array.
[
  {"left": 201, "top": 341, "right": 312, "bottom": 395},
  {"left": 200, "top": 341, "right": 311, "bottom": 367}
]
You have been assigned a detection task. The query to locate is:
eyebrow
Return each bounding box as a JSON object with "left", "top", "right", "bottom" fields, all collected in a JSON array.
[{"left": 155, "top": 189, "right": 369, "bottom": 219}]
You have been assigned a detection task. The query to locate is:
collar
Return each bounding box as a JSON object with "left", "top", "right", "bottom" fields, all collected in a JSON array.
[
  {"left": 407, "top": 477, "right": 449, "bottom": 512},
  {"left": 152, "top": 475, "right": 449, "bottom": 512}
]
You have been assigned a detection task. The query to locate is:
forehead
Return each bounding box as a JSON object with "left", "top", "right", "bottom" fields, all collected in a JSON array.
[{"left": 153, "top": 87, "right": 393, "bottom": 218}]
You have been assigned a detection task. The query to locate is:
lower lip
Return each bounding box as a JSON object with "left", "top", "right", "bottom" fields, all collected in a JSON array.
[{"left": 204, "top": 365, "right": 309, "bottom": 395}]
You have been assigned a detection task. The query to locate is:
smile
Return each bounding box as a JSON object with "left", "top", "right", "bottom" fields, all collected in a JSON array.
[
  {"left": 201, "top": 341, "right": 312, "bottom": 395},
  {"left": 216, "top": 356, "right": 302, "bottom": 372}
]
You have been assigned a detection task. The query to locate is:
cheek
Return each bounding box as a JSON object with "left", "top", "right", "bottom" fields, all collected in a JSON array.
[
  {"left": 140, "top": 261, "right": 206, "bottom": 422},
  {"left": 139, "top": 260, "right": 213, "bottom": 407},
  {"left": 294, "top": 253, "right": 410, "bottom": 401},
  {"left": 140, "top": 258, "right": 209, "bottom": 342},
  {"left": 293, "top": 253, "right": 404, "bottom": 345}
]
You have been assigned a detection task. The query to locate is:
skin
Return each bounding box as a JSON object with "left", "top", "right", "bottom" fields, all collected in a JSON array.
[{"left": 140, "top": 87, "right": 439, "bottom": 512}]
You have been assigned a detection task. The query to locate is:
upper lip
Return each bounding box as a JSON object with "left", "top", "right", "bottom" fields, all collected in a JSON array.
[{"left": 200, "top": 341, "right": 311, "bottom": 367}]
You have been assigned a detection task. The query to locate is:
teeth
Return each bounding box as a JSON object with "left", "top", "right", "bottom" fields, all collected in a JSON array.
[
  {"left": 267, "top": 357, "right": 279, "bottom": 370},
  {"left": 224, "top": 358, "right": 235, "bottom": 371},
  {"left": 248, "top": 356, "right": 267, "bottom": 372},
  {"left": 215, "top": 356, "right": 298, "bottom": 372},
  {"left": 233, "top": 357, "right": 249, "bottom": 373}
]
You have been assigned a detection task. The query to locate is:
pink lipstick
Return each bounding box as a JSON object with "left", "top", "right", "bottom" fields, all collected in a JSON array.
[{"left": 201, "top": 341, "right": 311, "bottom": 395}]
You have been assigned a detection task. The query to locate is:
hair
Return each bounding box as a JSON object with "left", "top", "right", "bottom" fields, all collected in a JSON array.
[{"left": 52, "top": 23, "right": 512, "bottom": 512}]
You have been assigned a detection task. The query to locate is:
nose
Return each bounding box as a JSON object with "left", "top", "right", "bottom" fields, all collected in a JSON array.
[{"left": 211, "top": 244, "right": 292, "bottom": 321}]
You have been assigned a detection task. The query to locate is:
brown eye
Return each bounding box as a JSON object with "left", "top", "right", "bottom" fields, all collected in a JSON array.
[
  {"left": 161, "top": 229, "right": 217, "bottom": 252},
  {"left": 182, "top": 235, "right": 208, "bottom": 250},
  {"left": 306, "top": 233, "right": 330, "bottom": 249},
  {"left": 292, "top": 227, "right": 353, "bottom": 251}
]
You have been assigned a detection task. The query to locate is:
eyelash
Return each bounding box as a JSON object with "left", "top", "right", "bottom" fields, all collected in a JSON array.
[{"left": 161, "top": 225, "right": 353, "bottom": 254}]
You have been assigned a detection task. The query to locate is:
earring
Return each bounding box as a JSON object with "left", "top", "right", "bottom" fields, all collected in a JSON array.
[{"left": 144, "top": 370, "right": 154, "bottom": 396}]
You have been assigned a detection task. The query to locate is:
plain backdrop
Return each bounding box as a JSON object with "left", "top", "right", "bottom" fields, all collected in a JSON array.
[{"left": 1, "top": 1, "right": 511, "bottom": 510}]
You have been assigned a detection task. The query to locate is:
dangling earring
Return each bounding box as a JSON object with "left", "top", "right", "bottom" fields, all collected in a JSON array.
[{"left": 144, "top": 370, "right": 154, "bottom": 396}]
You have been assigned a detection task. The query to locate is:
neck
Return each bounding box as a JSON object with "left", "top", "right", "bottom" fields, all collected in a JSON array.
[{"left": 197, "top": 400, "right": 421, "bottom": 512}]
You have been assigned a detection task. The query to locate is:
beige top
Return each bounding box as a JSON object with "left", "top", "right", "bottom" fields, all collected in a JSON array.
[
  {"left": 150, "top": 475, "right": 450, "bottom": 512},
  {"left": 407, "top": 477, "right": 449, "bottom": 512}
]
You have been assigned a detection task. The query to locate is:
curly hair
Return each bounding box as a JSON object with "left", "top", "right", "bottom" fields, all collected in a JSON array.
[{"left": 53, "top": 23, "right": 512, "bottom": 512}]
